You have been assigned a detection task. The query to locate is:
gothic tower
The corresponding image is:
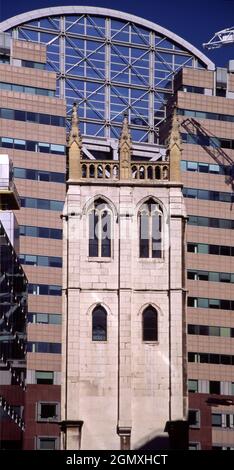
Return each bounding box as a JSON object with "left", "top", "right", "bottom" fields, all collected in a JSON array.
[{"left": 61, "top": 104, "right": 187, "bottom": 450}]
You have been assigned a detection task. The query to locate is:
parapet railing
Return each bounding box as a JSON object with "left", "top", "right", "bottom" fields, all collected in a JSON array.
[
  {"left": 81, "top": 161, "right": 119, "bottom": 179},
  {"left": 80, "top": 161, "right": 169, "bottom": 181}
]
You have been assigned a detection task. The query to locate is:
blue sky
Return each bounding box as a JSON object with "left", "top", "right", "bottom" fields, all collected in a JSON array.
[{"left": 0, "top": 0, "right": 233, "bottom": 66}]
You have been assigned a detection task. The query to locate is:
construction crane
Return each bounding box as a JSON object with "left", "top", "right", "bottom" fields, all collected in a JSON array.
[{"left": 203, "top": 26, "right": 234, "bottom": 49}]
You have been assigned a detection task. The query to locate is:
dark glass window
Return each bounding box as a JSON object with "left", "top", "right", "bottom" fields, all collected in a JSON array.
[
  {"left": 199, "top": 325, "right": 209, "bottom": 335},
  {"left": 139, "top": 211, "right": 149, "bottom": 257},
  {"left": 198, "top": 163, "right": 209, "bottom": 173},
  {"left": 92, "top": 306, "right": 107, "bottom": 341},
  {"left": 38, "top": 438, "right": 57, "bottom": 450},
  {"left": 14, "top": 139, "right": 26, "bottom": 150},
  {"left": 26, "top": 140, "right": 36, "bottom": 151},
  {"left": 39, "top": 285, "right": 49, "bottom": 295},
  {"left": 0, "top": 107, "right": 64, "bottom": 127},
  {"left": 50, "top": 144, "right": 65, "bottom": 154},
  {"left": 50, "top": 228, "right": 62, "bottom": 239},
  {"left": 52, "top": 172, "right": 65, "bottom": 183},
  {"left": 139, "top": 200, "right": 162, "bottom": 259},
  {"left": 25, "top": 226, "right": 37, "bottom": 237},
  {"left": 38, "top": 142, "right": 50, "bottom": 153},
  {"left": 199, "top": 353, "right": 209, "bottom": 363},
  {"left": 220, "top": 246, "right": 230, "bottom": 256},
  {"left": 188, "top": 380, "right": 198, "bottom": 393},
  {"left": 199, "top": 217, "right": 209, "bottom": 227},
  {"left": 187, "top": 161, "right": 198, "bottom": 172},
  {"left": 38, "top": 342, "right": 49, "bottom": 353},
  {"left": 1, "top": 137, "right": 13, "bottom": 148},
  {"left": 50, "top": 200, "right": 64, "bottom": 211},
  {"left": 188, "top": 324, "right": 196, "bottom": 335},
  {"left": 220, "top": 300, "right": 230, "bottom": 310},
  {"left": 187, "top": 271, "right": 196, "bottom": 280},
  {"left": 187, "top": 243, "right": 197, "bottom": 253},
  {"left": 35, "top": 371, "right": 54, "bottom": 385},
  {"left": 37, "top": 256, "right": 49, "bottom": 266},
  {"left": 89, "top": 200, "right": 111, "bottom": 258},
  {"left": 210, "top": 381, "right": 220, "bottom": 394},
  {"left": 40, "top": 404, "right": 57, "bottom": 419},
  {"left": 210, "top": 245, "right": 219, "bottom": 255},
  {"left": 49, "top": 286, "right": 61, "bottom": 296},
  {"left": 49, "top": 257, "right": 62, "bottom": 268},
  {"left": 187, "top": 297, "right": 196, "bottom": 307},
  {"left": 142, "top": 306, "right": 158, "bottom": 341},
  {"left": 210, "top": 354, "right": 219, "bottom": 364},
  {"left": 209, "top": 299, "right": 220, "bottom": 309},
  {"left": 189, "top": 410, "right": 200, "bottom": 427},
  {"left": 12, "top": 84, "right": 23, "bottom": 92},
  {"left": 27, "top": 112, "right": 37, "bottom": 122},
  {"left": 1, "top": 108, "right": 14, "bottom": 119},
  {"left": 22, "top": 60, "right": 44, "bottom": 69},
  {"left": 20, "top": 197, "right": 63, "bottom": 211},
  {"left": 220, "top": 273, "right": 231, "bottom": 283},
  {"left": 38, "top": 227, "right": 50, "bottom": 238},
  {"left": 221, "top": 355, "right": 231, "bottom": 365},
  {"left": 220, "top": 219, "right": 232, "bottom": 229},
  {"left": 37, "top": 199, "right": 50, "bottom": 210},
  {"left": 51, "top": 115, "right": 60, "bottom": 126},
  {"left": 212, "top": 414, "right": 222, "bottom": 427},
  {"left": 188, "top": 352, "right": 196, "bottom": 362},
  {"left": 15, "top": 110, "right": 26, "bottom": 121},
  {"left": 39, "top": 114, "right": 50, "bottom": 125},
  {"left": 198, "top": 271, "right": 209, "bottom": 281},
  {"left": 27, "top": 169, "right": 37, "bottom": 179},
  {"left": 49, "top": 343, "right": 61, "bottom": 354},
  {"left": 49, "top": 314, "right": 61, "bottom": 324},
  {"left": 38, "top": 171, "right": 50, "bottom": 182}
]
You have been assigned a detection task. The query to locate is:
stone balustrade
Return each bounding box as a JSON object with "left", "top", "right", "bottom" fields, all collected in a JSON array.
[
  {"left": 80, "top": 160, "right": 169, "bottom": 181},
  {"left": 131, "top": 162, "right": 169, "bottom": 181}
]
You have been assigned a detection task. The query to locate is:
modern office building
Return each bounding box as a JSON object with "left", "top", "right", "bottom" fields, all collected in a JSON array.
[
  {"left": 0, "top": 155, "right": 27, "bottom": 449},
  {"left": 0, "top": 6, "right": 233, "bottom": 449},
  {"left": 0, "top": 33, "right": 66, "bottom": 450},
  {"left": 160, "top": 66, "right": 234, "bottom": 450}
]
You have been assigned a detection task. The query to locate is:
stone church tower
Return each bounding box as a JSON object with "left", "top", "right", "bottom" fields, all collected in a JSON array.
[{"left": 61, "top": 104, "right": 187, "bottom": 450}]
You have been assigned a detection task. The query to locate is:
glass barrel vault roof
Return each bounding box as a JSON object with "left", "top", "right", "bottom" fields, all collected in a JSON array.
[{"left": 0, "top": 7, "right": 214, "bottom": 143}]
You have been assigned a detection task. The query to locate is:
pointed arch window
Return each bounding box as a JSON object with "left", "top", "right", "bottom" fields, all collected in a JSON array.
[
  {"left": 92, "top": 306, "right": 107, "bottom": 341},
  {"left": 142, "top": 306, "right": 158, "bottom": 341},
  {"left": 89, "top": 199, "right": 111, "bottom": 258},
  {"left": 139, "top": 199, "right": 163, "bottom": 258}
]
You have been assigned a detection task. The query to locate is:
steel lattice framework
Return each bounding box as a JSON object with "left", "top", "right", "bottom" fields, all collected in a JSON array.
[{"left": 0, "top": 7, "right": 214, "bottom": 143}]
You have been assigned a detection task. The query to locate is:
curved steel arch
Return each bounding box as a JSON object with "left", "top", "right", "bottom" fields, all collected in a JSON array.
[
  {"left": 0, "top": 7, "right": 214, "bottom": 143},
  {"left": 0, "top": 6, "right": 214, "bottom": 69}
]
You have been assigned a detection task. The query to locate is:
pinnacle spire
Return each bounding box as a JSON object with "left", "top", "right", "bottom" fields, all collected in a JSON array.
[
  {"left": 68, "top": 102, "right": 82, "bottom": 149},
  {"left": 119, "top": 112, "right": 132, "bottom": 179},
  {"left": 168, "top": 107, "right": 182, "bottom": 151},
  {"left": 68, "top": 102, "right": 82, "bottom": 181},
  {"left": 119, "top": 112, "right": 132, "bottom": 149},
  {"left": 167, "top": 107, "right": 182, "bottom": 181}
]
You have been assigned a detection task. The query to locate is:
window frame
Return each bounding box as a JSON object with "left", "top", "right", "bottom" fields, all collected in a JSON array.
[
  {"left": 35, "top": 371, "right": 54, "bottom": 385},
  {"left": 189, "top": 442, "right": 201, "bottom": 450},
  {"left": 92, "top": 305, "right": 108, "bottom": 342},
  {"left": 142, "top": 306, "right": 158, "bottom": 342},
  {"left": 37, "top": 401, "right": 60, "bottom": 422},
  {"left": 189, "top": 409, "right": 200, "bottom": 429},
  {"left": 88, "top": 199, "right": 112, "bottom": 259},
  {"left": 139, "top": 200, "right": 163, "bottom": 260},
  {"left": 36, "top": 436, "right": 59, "bottom": 450}
]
